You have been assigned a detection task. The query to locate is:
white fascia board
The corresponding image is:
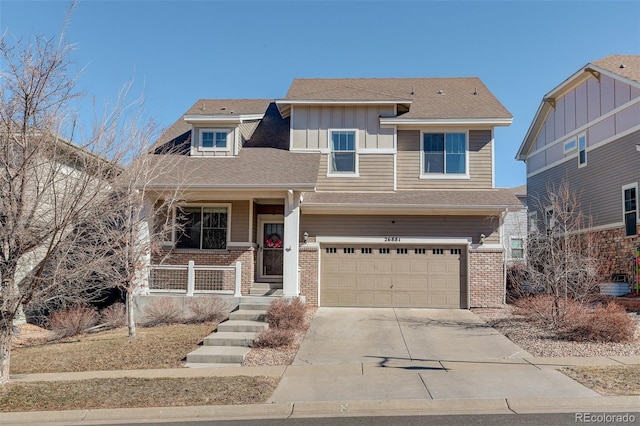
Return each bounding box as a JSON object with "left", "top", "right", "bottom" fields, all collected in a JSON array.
[
  {"left": 276, "top": 99, "right": 412, "bottom": 105},
  {"left": 147, "top": 183, "right": 317, "bottom": 191},
  {"left": 301, "top": 203, "right": 510, "bottom": 215},
  {"left": 315, "top": 236, "right": 472, "bottom": 245},
  {"left": 183, "top": 114, "right": 264, "bottom": 124},
  {"left": 517, "top": 102, "right": 549, "bottom": 161},
  {"left": 379, "top": 117, "right": 513, "bottom": 126}
]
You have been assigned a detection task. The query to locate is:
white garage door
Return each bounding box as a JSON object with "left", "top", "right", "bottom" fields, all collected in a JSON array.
[{"left": 320, "top": 245, "right": 467, "bottom": 308}]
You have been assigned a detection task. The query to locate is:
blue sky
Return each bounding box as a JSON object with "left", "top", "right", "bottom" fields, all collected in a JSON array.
[{"left": 1, "top": 1, "right": 639, "bottom": 187}]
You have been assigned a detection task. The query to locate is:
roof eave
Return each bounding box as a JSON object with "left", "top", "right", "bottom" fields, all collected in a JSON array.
[
  {"left": 183, "top": 114, "right": 265, "bottom": 124},
  {"left": 146, "top": 183, "right": 317, "bottom": 191},
  {"left": 301, "top": 203, "right": 513, "bottom": 215},
  {"left": 380, "top": 117, "right": 513, "bottom": 126}
]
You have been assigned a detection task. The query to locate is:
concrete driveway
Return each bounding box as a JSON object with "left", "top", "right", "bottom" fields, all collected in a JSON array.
[{"left": 268, "top": 308, "right": 599, "bottom": 403}]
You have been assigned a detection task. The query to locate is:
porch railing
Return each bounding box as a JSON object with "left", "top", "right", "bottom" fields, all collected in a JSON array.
[{"left": 148, "top": 261, "right": 242, "bottom": 297}]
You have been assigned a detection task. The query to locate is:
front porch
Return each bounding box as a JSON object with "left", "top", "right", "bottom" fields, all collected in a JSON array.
[{"left": 143, "top": 190, "right": 304, "bottom": 299}]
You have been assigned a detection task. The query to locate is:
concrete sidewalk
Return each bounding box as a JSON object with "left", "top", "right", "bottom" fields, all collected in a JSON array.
[{"left": 3, "top": 357, "right": 640, "bottom": 424}]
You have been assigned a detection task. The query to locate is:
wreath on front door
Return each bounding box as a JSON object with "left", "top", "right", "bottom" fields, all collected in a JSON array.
[{"left": 265, "top": 233, "right": 283, "bottom": 248}]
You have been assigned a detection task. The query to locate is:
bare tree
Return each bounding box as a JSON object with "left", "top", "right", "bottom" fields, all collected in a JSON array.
[
  {"left": 0, "top": 9, "right": 189, "bottom": 382},
  {"left": 513, "top": 179, "right": 603, "bottom": 326}
]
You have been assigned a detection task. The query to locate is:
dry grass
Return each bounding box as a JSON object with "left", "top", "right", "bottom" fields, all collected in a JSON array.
[
  {"left": 10, "top": 323, "right": 215, "bottom": 374},
  {"left": 561, "top": 365, "right": 640, "bottom": 396},
  {"left": 0, "top": 376, "right": 279, "bottom": 412}
]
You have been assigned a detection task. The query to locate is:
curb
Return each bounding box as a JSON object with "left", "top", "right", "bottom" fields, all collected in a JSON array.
[{"left": 2, "top": 397, "right": 639, "bottom": 425}]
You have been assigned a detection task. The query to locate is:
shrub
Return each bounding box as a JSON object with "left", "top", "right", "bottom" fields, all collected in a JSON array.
[
  {"left": 559, "top": 302, "right": 635, "bottom": 343},
  {"left": 266, "top": 298, "right": 306, "bottom": 330},
  {"left": 141, "top": 298, "right": 184, "bottom": 327},
  {"left": 186, "top": 296, "right": 229, "bottom": 323},
  {"left": 513, "top": 294, "right": 559, "bottom": 326},
  {"left": 100, "top": 303, "right": 126, "bottom": 328},
  {"left": 252, "top": 328, "right": 295, "bottom": 348},
  {"left": 48, "top": 304, "right": 99, "bottom": 338}
]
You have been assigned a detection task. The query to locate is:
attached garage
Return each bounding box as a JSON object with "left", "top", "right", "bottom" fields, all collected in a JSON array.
[{"left": 320, "top": 245, "right": 467, "bottom": 308}]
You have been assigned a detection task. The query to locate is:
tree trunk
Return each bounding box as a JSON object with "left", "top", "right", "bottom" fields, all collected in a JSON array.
[
  {"left": 0, "top": 322, "right": 13, "bottom": 384},
  {"left": 126, "top": 290, "right": 136, "bottom": 338}
]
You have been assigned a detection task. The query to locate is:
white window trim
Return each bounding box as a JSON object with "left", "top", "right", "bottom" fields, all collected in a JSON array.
[
  {"left": 419, "top": 130, "right": 470, "bottom": 180},
  {"left": 577, "top": 132, "right": 587, "bottom": 168},
  {"left": 509, "top": 236, "right": 525, "bottom": 260},
  {"left": 197, "top": 128, "right": 231, "bottom": 152},
  {"left": 172, "top": 203, "right": 232, "bottom": 250},
  {"left": 563, "top": 138, "right": 577, "bottom": 153},
  {"left": 544, "top": 206, "right": 555, "bottom": 229},
  {"left": 528, "top": 211, "right": 538, "bottom": 233},
  {"left": 327, "top": 128, "right": 360, "bottom": 177},
  {"left": 622, "top": 182, "right": 638, "bottom": 238}
]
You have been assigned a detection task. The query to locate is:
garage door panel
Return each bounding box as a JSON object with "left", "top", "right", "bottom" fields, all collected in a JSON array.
[{"left": 321, "top": 245, "right": 466, "bottom": 308}]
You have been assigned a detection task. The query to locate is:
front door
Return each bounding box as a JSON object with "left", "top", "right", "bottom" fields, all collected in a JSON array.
[{"left": 258, "top": 216, "right": 284, "bottom": 282}]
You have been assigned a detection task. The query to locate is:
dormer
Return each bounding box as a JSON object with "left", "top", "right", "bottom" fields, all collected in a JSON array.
[{"left": 181, "top": 99, "right": 271, "bottom": 157}]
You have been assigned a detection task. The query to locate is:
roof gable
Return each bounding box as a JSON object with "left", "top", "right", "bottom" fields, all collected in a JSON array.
[{"left": 517, "top": 55, "right": 640, "bottom": 160}]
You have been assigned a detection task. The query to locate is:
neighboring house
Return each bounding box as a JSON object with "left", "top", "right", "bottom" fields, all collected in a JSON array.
[
  {"left": 502, "top": 185, "right": 528, "bottom": 263},
  {"left": 145, "top": 78, "right": 520, "bottom": 308},
  {"left": 516, "top": 55, "right": 640, "bottom": 280}
]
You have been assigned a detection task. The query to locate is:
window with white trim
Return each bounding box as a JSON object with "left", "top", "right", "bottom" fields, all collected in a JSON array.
[
  {"left": 545, "top": 207, "right": 555, "bottom": 230},
  {"left": 199, "top": 129, "right": 229, "bottom": 151},
  {"left": 528, "top": 211, "right": 538, "bottom": 233},
  {"left": 578, "top": 133, "right": 587, "bottom": 166},
  {"left": 623, "top": 183, "right": 637, "bottom": 237},
  {"left": 510, "top": 238, "right": 524, "bottom": 259},
  {"left": 422, "top": 132, "right": 467, "bottom": 175},
  {"left": 564, "top": 139, "right": 577, "bottom": 153},
  {"left": 330, "top": 130, "right": 356, "bottom": 173},
  {"left": 175, "top": 206, "right": 228, "bottom": 249}
]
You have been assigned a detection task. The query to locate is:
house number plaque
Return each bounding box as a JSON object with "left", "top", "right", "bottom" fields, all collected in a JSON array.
[{"left": 384, "top": 237, "right": 401, "bottom": 242}]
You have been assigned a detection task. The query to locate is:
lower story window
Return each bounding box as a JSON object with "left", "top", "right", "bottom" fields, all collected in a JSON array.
[
  {"left": 624, "top": 185, "right": 637, "bottom": 237},
  {"left": 176, "top": 206, "right": 228, "bottom": 249}
]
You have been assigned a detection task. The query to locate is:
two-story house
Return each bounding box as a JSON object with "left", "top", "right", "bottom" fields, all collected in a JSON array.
[
  {"left": 144, "top": 78, "right": 519, "bottom": 308},
  {"left": 517, "top": 55, "right": 640, "bottom": 282}
]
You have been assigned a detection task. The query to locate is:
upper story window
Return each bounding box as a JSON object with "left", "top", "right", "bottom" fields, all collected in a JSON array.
[
  {"left": 329, "top": 130, "right": 357, "bottom": 174},
  {"left": 175, "top": 206, "right": 228, "bottom": 250},
  {"left": 623, "top": 183, "right": 637, "bottom": 237},
  {"left": 578, "top": 133, "right": 587, "bottom": 167},
  {"left": 422, "top": 132, "right": 467, "bottom": 177},
  {"left": 198, "top": 129, "right": 230, "bottom": 151},
  {"left": 510, "top": 238, "right": 524, "bottom": 259}
]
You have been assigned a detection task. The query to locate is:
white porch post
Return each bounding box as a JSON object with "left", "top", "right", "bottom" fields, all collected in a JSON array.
[{"left": 283, "top": 190, "right": 300, "bottom": 297}]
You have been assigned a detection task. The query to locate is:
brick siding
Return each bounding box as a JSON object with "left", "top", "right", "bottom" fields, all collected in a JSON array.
[
  {"left": 299, "top": 245, "right": 319, "bottom": 306},
  {"left": 469, "top": 248, "right": 505, "bottom": 308}
]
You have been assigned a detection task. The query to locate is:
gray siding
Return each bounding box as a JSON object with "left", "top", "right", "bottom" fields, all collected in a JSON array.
[
  {"left": 301, "top": 214, "right": 500, "bottom": 244},
  {"left": 397, "top": 129, "right": 493, "bottom": 190},
  {"left": 528, "top": 129, "right": 640, "bottom": 227},
  {"left": 316, "top": 154, "right": 394, "bottom": 192},
  {"left": 502, "top": 198, "right": 528, "bottom": 260}
]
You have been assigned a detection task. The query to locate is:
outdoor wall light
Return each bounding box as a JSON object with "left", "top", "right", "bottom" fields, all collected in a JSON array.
[
  {"left": 480, "top": 234, "right": 486, "bottom": 245},
  {"left": 303, "top": 232, "right": 309, "bottom": 244}
]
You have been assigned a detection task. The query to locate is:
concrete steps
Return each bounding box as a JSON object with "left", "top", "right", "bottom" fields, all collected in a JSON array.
[
  {"left": 185, "top": 298, "right": 273, "bottom": 368},
  {"left": 250, "top": 282, "right": 283, "bottom": 296}
]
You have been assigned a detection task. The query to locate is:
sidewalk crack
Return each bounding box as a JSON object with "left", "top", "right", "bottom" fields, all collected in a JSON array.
[
  {"left": 606, "top": 356, "right": 626, "bottom": 365},
  {"left": 393, "top": 308, "right": 412, "bottom": 360},
  {"left": 504, "top": 398, "right": 517, "bottom": 414},
  {"left": 288, "top": 402, "right": 295, "bottom": 419},
  {"left": 419, "top": 373, "right": 434, "bottom": 399},
  {"left": 523, "top": 358, "right": 542, "bottom": 370}
]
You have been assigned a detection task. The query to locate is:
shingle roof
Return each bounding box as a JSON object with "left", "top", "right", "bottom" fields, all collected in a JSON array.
[
  {"left": 283, "top": 78, "right": 512, "bottom": 120},
  {"left": 302, "top": 189, "right": 521, "bottom": 212},
  {"left": 146, "top": 148, "right": 320, "bottom": 189},
  {"left": 592, "top": 55, "right": 640, "bottom": 84}
]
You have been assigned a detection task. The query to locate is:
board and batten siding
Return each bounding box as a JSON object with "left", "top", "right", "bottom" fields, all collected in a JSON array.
[
  {"left": 528, "top": 129, "right": 640, "bottom": 228},
  {"left": 528, "top": 75, "right": 640, "bottom": 174},
  {"left": 300, "top": 214, "right": 500, "bottom": 244},
  {"left": 396, "top": 129, "right": 493, "bottom": 190},
  {"left": 291, "top": 105, "right": 395, "bottom": 150},
  {"left": 316, "top": 154, "right": 394, "bottom": 192}
]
